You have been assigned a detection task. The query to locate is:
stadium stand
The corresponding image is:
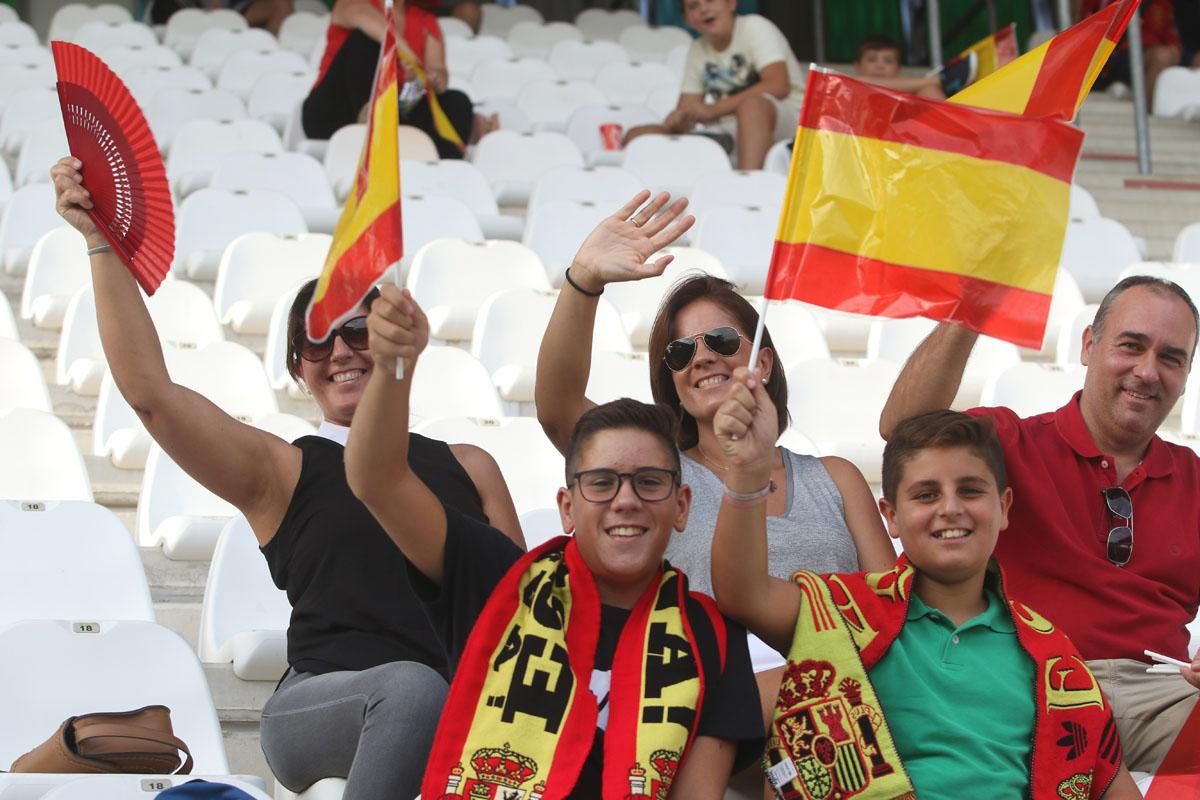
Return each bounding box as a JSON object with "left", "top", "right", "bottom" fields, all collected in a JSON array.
[
  {"left": 47, "top": 2, "right": 131, "bottom": 42},
  {"left": 20, "top": 227, "right": 90, "bottom": 331}
]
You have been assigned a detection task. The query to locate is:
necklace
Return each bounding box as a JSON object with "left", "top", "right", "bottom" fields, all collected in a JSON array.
[{"left": 695, "top": 442, "right": 777, "bottom": 493}]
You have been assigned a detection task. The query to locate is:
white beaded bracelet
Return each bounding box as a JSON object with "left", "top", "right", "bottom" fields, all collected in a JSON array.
[{"left": 724, "top": 481, "right": 774, "bottom": 503}]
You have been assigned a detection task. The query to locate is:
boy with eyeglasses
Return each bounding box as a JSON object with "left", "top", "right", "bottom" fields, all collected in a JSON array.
[
  {"left": 710, "top": 373, "right": 1142, "bottom": 799},
  {"left": 344, "top": 285, "right": 763, "bottom": 800}
]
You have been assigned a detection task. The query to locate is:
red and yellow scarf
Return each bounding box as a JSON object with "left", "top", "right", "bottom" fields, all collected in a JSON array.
[
  {"left": 766, "top": 557, "right": 1122, "bottom": 800},
  {"left": 423, "top": 536, "right": 723, "bottom": 800},
  {"left": 395, "top": 46, "right": 465, "bottom": 154}
]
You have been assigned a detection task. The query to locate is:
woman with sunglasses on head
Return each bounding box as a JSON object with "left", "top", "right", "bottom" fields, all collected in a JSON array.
[
  {"left": 50, "top": 157, "right": 522, "bottom": 800},
  {"left": 536, "top": 191, "right": 895, "bottom": 722}
]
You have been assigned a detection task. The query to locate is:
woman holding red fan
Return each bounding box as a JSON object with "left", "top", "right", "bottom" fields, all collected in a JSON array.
[
  {"left": 303, "top": 0, "right": 495, "bottom": 155},
  {"left": 51, "top": 156, "right": 523, "bottom": 800}
]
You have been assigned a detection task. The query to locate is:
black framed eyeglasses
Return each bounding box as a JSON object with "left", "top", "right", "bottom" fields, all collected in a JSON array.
[
  {"left": 571, "top": 467, "right": 680, "bottom": 503},
  {"left": 664, "top": 326, "right": 746, "bottom": 372},
  {"left": 1101, "top": 487, "right": 1133, "bottom": 566},
  {"left": 296, "top": 316, "right": 370, "bottom": 362}
]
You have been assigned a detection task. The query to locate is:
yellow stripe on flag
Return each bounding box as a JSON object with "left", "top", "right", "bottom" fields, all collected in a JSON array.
[
  {"left": 951, "top": 39, "right": 1050, "bottom": 115},
  {"left": 775, "top": 128, "right": 1069, "bottom": 294}
]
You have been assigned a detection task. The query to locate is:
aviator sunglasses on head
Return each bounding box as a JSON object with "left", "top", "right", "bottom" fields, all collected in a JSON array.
[
  {"left": 297, "top": 316, "right": 370, "bottom": 362},
  {"left": 664, "top": 326, "right": 747, "bottom": 372}
]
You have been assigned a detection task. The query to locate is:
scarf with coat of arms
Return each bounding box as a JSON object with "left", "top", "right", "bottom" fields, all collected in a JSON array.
[
  {"left": 423, "top": 535, "right": 725, "bottom": 800},
  {"left": 764, "top": 556, "right": 1123, "bottom": 800}
]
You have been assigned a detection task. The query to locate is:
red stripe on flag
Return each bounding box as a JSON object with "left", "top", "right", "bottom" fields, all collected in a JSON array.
[
  {"left": 1105, "top": 0, "right": 1140, "bottom": 43},
  {"left": 802, "top": 71, "right": 1082, "bottom": 183},
  {"left": 1024, "top": 4, "right": 1118, "bottom": 118},
  {"left": 766, "top": 242, "right": 1052, "bottom": 348},
  {"left": 306, "top": 202, "right": 401, "bottom": 336}
]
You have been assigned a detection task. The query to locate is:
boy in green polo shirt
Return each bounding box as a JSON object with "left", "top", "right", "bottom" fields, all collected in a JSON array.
[{"left": 709, "top": 367, "right": 1141, "bottom": 799}]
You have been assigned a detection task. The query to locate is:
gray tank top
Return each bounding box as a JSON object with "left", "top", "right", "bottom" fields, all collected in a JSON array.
[{"left": 666, "top": 448, "right": 859, "bottom": 597}]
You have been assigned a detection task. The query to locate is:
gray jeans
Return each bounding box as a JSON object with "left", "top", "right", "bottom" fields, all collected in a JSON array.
[{"left": 260, "top": 662, "right": 448, "bottom": 800}]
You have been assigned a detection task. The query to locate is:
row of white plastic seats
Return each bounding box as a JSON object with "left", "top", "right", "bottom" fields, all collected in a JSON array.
[
  {"left": 450, "top": 38, "right": 684, "bottom": 94},
  {"left": 1152, "top": 66, "right": 1200, "bottom": 120}
]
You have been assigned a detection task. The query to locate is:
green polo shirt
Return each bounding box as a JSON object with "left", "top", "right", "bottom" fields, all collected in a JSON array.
[{"left": 870, "top": 588, "right": 1035, "bottom": 800}]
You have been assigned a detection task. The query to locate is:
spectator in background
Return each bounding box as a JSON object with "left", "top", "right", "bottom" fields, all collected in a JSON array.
[
  {"left": 1081, "top": 0, "right": 1182, "bottom": 105},
  {"left": 853, "top": 33, "right": 945, "bottom": 99},
  {"left": 408, "top": 0, "right": 483, "bottom": 34},
  {"left": 623, "top": 0, "right": 805, "bottom": 170},
  {"left": 148, "top": 0, "right": 294, "bottom": 35},
  {"left": 1174, "top": 0, "right": 1200, "bottom": 67},
  {"left": 303, "top": 0, "right": 495, "bottom": 155}
]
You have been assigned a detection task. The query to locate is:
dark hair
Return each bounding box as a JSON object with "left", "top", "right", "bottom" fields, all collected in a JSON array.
[
  {"left": 564, "top": 399, "right": 681, "bottom": 480},
  {"left": 285, "top": 279, "right": 381, "bottom": 381},
  {"left": 646, "top": 274, "right": 788, "bottom": 450},
  {"left": 881, "top": 410, "right": 1007, "bottom": 503},
  {"left": 855, "top": 34, "right": 903, "bottom": 62},
  {"left": 1091, "top": 275, "right": 1199, "bottom": 357}
]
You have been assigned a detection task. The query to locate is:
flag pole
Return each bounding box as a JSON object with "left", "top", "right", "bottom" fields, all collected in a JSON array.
[
  {"left": 747, "top": 299, "right": 769, "bottom": 379},
  {"left": 385, "top": 0, "right": 406, "bottom": 382}
]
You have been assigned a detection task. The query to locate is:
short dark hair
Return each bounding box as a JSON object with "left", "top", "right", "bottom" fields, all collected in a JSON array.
[
  {"left": 1091, "top": 275, "right": 1199, "bottom": 358},
  {"left": 564, "top": 399, "right": 681, "bottom": 480},
  {"left": 286, "top": 279, "right": 381, "bottom": 381},
  {"left": 646, "top": 274, "right": 789, "bottom": 450},
  {"left": 855, "top": 34, "right": 903, "bottom": 62},
  {"left": 881, "top": 410, "right": 1007, "bottom": 503}
]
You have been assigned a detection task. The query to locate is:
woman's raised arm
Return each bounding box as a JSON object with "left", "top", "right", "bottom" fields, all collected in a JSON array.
[{"left": 52, "top": 157, "right": 299, "bottom": 542}]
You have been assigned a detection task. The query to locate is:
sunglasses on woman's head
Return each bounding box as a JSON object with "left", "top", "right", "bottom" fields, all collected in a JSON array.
[
  {"left": 664, "top": 326, "right": 746, "bottom": 372},
  {"left": 296, "top": 316, "right": 370, "bottom": 362}
]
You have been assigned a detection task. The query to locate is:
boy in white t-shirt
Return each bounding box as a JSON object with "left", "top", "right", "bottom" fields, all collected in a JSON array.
[{"left": 624, "top": 0, "right": 804, "bottom": 169}]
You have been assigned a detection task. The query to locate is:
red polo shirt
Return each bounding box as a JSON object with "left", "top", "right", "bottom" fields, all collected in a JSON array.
[{"left": 970, "top": 393, "right": 1200, "bottom": 662}]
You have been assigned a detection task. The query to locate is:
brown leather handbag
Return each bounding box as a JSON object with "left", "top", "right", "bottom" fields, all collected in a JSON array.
[{"left": 9, "top": 705, "right": 194, "bottom": 774}]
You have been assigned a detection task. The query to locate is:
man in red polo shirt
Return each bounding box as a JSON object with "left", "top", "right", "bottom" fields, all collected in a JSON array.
[{"left": 879, "top": 275, "right": 1200, "bottom": 774}]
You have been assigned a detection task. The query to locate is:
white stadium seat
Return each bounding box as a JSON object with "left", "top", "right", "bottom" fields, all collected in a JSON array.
[
  {"left": 1055, "top": 303, "right": 1099, "bottom": 368},
  {"left": 38, "top": 775, "right": 271, "bottom": 800},
  {"left": 1, "top": 183, "right": 66, "bottom": 276},
  {"left": 20, "top": 227, "right": 91, "bottom": 331},
  {"left": 548, "top": 39, "right": 628, "bottom": 81},
  {"left": 410, "top": 346, "right": 505, "bottom": 420},
  {"left": 471, "top": 130, "right": 585, "bottom": 206},
  {"left": 49, "top": 2, "right": 132, "bottom": 42},
  {"left": 688, "top": 170, "right": 787, "bottom": 227},
  {"left": 522, "top": 199, "right": 613, "bottom": 283},
  {"left": 471, "top": 287, "right": 630, "bottom": 405},
  {"left": 438, "top": 17, "right": 474, "bottom": 40},
  {"left": 575, "top": 7, "right": 644, "bottom": 41},
  {"left": 278, "top": 10, "right": 330, "bottom": 54},
  {"left": 564, "top": 103, "right": 659, "bottom": 166},
  {"left": 594, "top": 61, "right": 679, "bottom": 107},
  {"left": 469, "top": 56, "right": 557, "bottom": 102},
  {"left": 0, "top": 43, "right": 50, "bottom": 69},
  {"left": 980, "top": 363, "right": 1086, "bottom": 418},
  {"left": 414, "top": 416, "right": 565, "bottom": 516},
  {"left": 0, "top": 4, "right": 15, "bottom": 23},
  {"left": 94, "top": 341, "right": 279, "bottom": 469},
  {"left": 401, "top": 159, "right": 523, "bottom": 240},
  {"left": 785, "top": 358, "right": 902, "bottom": 484},
  {"left": 1069, "top": 183, "right": 1101, "bottom": 221},
  {"left": 0, "top": 408, "right": 93, "bottom": 502},
  {"left": 247, "top": 68, "right": 314, "bottom": 133},
  {"left": 164, "top": 7, "right": 248, "bottom": 60},
  {"left": 749, "top": 299, "right": 831, "bottom": 370},
  {"left": 0, "top": 288, "right": 17, "bottom": 339},
  {"left": 528, "top": 165, "right": 642, "bottom": 212},
  {"left": 1059, "top": 217, "right": 1142, "bottom": 303},
  {"left": 691, "top": 204, "right": 777, "bottom": 294},
  {"left": 167, "top": 118, "right": 282, "bottom": 197},
  {"left": 0, "top": 20, "right": 36, "bottom": 47},
  {"left": 191, "top": 27, "right": 279, "bottom": 81},
  {"left": 399, "top": 124, "right": 440, "bottom": 160},
  {"left": 125, "top": 64, "right": 213, "bottom": 108},
  {"left": 866, "top": 317, "right": 1022, "bottom": 410},
  {"left": 198, "top": 516, "right": 291, "bottom": 681},
  {"left": 0, "top": 87, "right": 57, "bottom": 155},
  {"left": 1026, "top": 267, "right": 1087, "bottom": 359},
  {"left": 0, "top": 500, "right": 154, "bottom": 627},
  {"left": 216, "top": 48, "right": 310, "bottom": 101},
  {"left": 517, "top": 78, "right": 607, "bottom": 132},
  {"left": 1152, "top": 66, "right": 1200, "bottom": 120},
  {"left": 0, "top": 62, "right": 56, "bottom": 117},
  {"left": 72, "top": 20, "right": 157, "bottom": 51},
  {"left": 1118, "top": 261, "right": 1200, "bottom": 307},
  {"left": 519, "top": 506, "right": 565, "bottom": 549},
  {"left": 214, "top": 232, "right": 330, "bottom": 334},
  {"left": 603, "top": 257, "right": 731, "bottom": 348},
  {"left": 0, "top": 158, "right": 10, "bottom": 220},
  {"left": 401, "top": 195, "right": 485, "bottom": 273},
  {"left": 97, "top": 44, "right": 185, "bottom": 83},
  {"left": 175, "top": 188, "right": 307, "bottom": 280},
  {"left": 0, "top": 338, "right": 52, "bottom": 412},
  {"left": 1174, "top": 223, "right": 1200, "bottom": 263},
  {"left": 263, "top": 283, "right": 308, "bottom": 393},
  {"left": 0, "top": 620, "right": 229, "bottom": 774},
  {"left": 507, "top": 20, "right": 583, "bottom": 59},
  {"left": 473, "top": 96, "right": 535, "bottom": 134},
  {"left": 621, "top": 133, "right": 731, "bottom": 199},
  {"left": 585, "top": 350, "right": 654, "bottom": 404},
  {"left": 136, "top": 443, "right": 237, "bottom": 559},
  {"left": 407, "top": 239, "right": 550, "bottom": 343},
  {"left": 209, "top": 151, "right": 338, "bottom": 233},
  {"left": 14, "top": 117, "right": 69, "bottom": 188},
  {"left": 146, "top": 86, "right": 247, "bottom": 154},
  {"left": 619, "top": 25, "right": 693, "bottom": 63},
  {"left": 322, "top": 124, "right": 441, "bottom": 196},
  {"left": 480, "top": 4, "right": 544, "bottom": 39},
  {"left": 444, "top": 34, "right": 512, "bottom": 79}
]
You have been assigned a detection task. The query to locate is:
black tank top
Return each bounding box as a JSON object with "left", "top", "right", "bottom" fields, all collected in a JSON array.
[{"left": 261, "top": 434, "right": 487, "bottom": 676}]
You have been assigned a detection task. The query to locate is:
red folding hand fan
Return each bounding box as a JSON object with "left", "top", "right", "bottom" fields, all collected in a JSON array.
[{"left": 52, "top": 41, "right": 173, "bottom": 294}]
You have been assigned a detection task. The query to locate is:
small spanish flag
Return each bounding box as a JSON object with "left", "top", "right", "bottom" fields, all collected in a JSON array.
[
  {"left": 956, "top": 22, "right": 1018, "bottom": 82},
  {"left": 306, "top": 11, "right": 403, "bottom": 341},
  {"left": 765, "top": 70, "right": 1083, "bottom": 348},
  {"left": 950, "top": 0, "right": 1139, "bottom": 119}
]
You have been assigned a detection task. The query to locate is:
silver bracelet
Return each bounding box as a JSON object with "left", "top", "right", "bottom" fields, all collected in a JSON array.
[
  {"left": 723, "top": 481, "right": 774, "bottom": 502},
  {"left": 86, "top": 244, "right": 112, "bottom": 255}
]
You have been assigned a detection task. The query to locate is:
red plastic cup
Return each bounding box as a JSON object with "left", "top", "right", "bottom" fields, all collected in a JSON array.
[{"left": 600, "top": 122, "right": 624, "bottom": 150}]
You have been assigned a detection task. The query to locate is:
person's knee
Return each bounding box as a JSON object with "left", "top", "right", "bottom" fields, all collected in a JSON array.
[
  {"left": 366, "top": 662, "right": 448, "bottom": 727},
  {"left": 736, "top": 94, "right": 777, "bottom": 129},
  {"left": 1147, "top": 45, "right": 1181, "bottom": 70}
]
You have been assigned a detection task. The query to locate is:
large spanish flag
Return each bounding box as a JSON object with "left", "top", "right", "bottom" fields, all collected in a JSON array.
[
  {"left": 950, "top": 0, "right": 1139, "bottom": 119},
  {"left": 306, "top": 17, "right": 403, "bottom": 341},
  {"left": 765, "top": 70, "right": 1083, "bottom": 348}
]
